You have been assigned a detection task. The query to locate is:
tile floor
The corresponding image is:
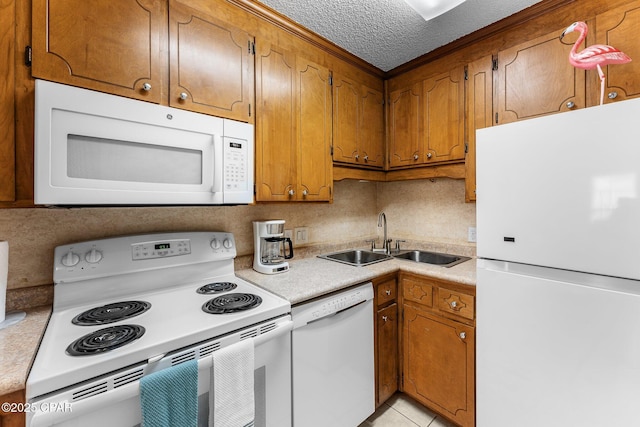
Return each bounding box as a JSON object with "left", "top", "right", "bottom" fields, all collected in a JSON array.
[{"left": 359, "top": 393, "right": 456, "bottom": 427}]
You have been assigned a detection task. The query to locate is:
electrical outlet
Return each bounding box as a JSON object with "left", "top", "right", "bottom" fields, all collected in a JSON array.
[
  {"left": 294, "top": 227, "right": 309, "bottom": 245},
  {"left": 468, "top": 226, "right": 477, "bottom": 243},
  {"left": 284, "top": 229, "right": 293, "bottom": 240}
]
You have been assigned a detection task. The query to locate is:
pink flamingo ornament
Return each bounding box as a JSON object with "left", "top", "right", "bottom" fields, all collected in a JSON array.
[{"left": 561, "top": 21, "right": 631, "bottom": 105}]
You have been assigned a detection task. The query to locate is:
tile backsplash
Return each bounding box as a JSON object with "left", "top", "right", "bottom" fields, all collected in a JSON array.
[{"left": 0, "top": 178, "right": 475, "bottom": 292}]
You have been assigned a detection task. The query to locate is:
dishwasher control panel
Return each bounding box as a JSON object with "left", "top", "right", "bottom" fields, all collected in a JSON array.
[{"left": 292, "top": 282, "right": 373, "bottom": 328}]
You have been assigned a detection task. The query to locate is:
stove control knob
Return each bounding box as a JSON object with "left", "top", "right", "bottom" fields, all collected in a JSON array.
[
  {"left": 210, "top": 239, "right": 221, "bottom": 250},
  {"left": 223, "top": 238, "right": 233, "bottom": 249},
  {"left": 61, "top": 250, "right": 80, "bottom": 267},
  {"left": 85, "top": 248, "right": 103, "bottom": 264}
]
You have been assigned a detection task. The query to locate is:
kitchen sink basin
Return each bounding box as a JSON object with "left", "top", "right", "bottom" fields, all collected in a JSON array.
[
  {"left": 393, "top": 250, "right": 470, "bottom": 268},
  {"left": 318, "top": 249, "right": 392, "bottom": 267}
]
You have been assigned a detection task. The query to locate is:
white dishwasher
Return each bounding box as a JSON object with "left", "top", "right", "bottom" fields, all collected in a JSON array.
[{"left": 291, "top": 281, "right": 375, "bottom": 427}]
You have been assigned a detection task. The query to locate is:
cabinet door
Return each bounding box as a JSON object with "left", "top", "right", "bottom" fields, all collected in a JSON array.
[
  {"left": 377, "top": 303, "right": 398, "bottom": 407},
  {"left": 403, "top": 304, "right": 475, "bottom": 427},
  {"left": 32, "top": 0, "right": 165, "bottom": 103},
  {"left": 465, "top": 55, "right": 493, "bottom": 202},
  {"left": 0, "top": 0, "right": 15, "bottom": 201},
  {"left": 496, "top": 28, "right": 585, "bottom": 124},
  {"left": 169, "top": 0, "right": 254, "bottom": 122},
  {"left": 388, "top": 83, "right": 421, "bottom": 168},
  {"left": 593, "top": 2, "right": 640, "bottom": 105},
  {"left": 332, "top": 75, "right": 359, "bottom": 164},
  {"left": 423, "top": 67, "right": 465, "bottom": 163},
  {"left": 296, "top": 57, "right": 333, "bottom": 201},
  {"left": 255, "top": 43, "right": 296, "bottom": 201},
  {"left": 359, "top": 86, "right": 385, "bottom": 168}
]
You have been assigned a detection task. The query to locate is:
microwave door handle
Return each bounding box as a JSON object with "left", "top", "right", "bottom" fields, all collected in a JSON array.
[{"left": 212, "top": 134, "right": 223, "bottom": 193}]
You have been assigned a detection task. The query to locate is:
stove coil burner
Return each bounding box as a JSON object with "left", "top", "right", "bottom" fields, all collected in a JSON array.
[
  {"left": 196, "top": 282, "right": 238, "bottom": 294},
  {"left": 202, "top": 293, "right": 262, "bottom": 314},
  {"left": 66, "top": 325, "right": 145, "bottom": 356},
  {"left": 71, "top": 301, "right": 151, "bottom": 325}
]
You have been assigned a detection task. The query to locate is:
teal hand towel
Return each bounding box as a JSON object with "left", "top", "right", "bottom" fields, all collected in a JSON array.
[{"left": 140, "top": 360, "right": 198, "bottom": 427}]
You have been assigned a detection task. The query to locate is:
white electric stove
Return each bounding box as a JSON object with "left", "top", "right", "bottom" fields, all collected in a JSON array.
[{"left": 26, "top": 232, "right": 292, "bottom": 427}]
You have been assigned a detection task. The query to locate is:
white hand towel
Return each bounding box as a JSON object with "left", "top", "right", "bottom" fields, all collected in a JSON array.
[{"left": 210, "top": 338, "right": 255, "bottom": 427}]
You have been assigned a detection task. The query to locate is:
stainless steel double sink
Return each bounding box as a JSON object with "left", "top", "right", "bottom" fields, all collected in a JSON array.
[{"left": 318, "top": 248, "right": 470, "bottom": 268}]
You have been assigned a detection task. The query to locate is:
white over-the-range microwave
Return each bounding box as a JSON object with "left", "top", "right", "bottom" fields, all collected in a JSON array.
[{"left": 34, "top": 79, "right": 254, "bottom": 205}]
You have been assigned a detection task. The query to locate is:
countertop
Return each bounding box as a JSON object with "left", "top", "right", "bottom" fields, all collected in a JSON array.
[
  {"left": 0, "top": 252, "right": 476, "bottom": 398},
  {"left": 0, "top": 306, "right": 51, "bottom": 396},
  {"left": 237, "top": 255, "right": 477, "bottom": 305}
]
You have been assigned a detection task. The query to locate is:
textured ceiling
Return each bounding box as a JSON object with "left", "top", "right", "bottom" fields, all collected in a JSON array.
[{"left": 257, "top": 0, "right": 543, "bottom": 71}]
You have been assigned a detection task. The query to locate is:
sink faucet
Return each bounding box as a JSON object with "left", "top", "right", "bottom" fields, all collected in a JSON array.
[{"left": 377, "top": 212, "right": 391, "bottom": 254}]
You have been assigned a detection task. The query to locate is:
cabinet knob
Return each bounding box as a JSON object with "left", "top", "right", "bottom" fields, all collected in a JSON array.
[
  {"left": 354, "top": 154, "right": 360, "bottom": 160},
  {"left": 363, "top": 155, "right": 369, "bottom": 161},
  {"left": 288, "top": 189, "right": 295, "bottom": 196},
  {"left": 608, "top": 91, "right": 618, "bottom": 100},
  {"left": 382, "top": 316, "right": 388, "bottom": 322},
  {"left": 459, "top": 332, "right": 466, "bottom": 340},
  {"left": 302, "top": 189, "right": 308, "bottom": 196},
  {"left": 413, "top": 154, "right": 419, "bottom": 160},
  {"left": 450, "top": 301, "right": 458, "bottom": 308},
  {"left": 180, "top": 92, "right": 188, "bottom": 100},
  {"left": 566, "top": 101, "right": 575, "bottom": 109},
  {"left": 426, "top": 152, "right": 432, "bottom": 159},
  {"left": 142, "top": 83, "right": 152, "bottom": 91},
  {"left": 385, "top": 289, "right": 391, "bottom": 296}
]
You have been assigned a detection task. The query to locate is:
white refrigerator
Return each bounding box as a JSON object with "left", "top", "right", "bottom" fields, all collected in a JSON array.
[{"left": 476, "top": 97, "right": 640, "bottom": 426}]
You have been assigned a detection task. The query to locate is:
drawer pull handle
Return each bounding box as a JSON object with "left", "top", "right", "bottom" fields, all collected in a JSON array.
[
  {"left": 459, "top": 332, "right": 466, "bottom": 340},
  {"left": 450, "top": 301, "right": 458, "bottom": 308},
  {"left": 385, "top": 290, "right": 391, "bottom": 296}
]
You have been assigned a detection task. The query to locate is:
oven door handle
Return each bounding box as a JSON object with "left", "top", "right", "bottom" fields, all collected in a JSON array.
[{"left": 29, "top": 318, "right": 293, "bottom": 427}]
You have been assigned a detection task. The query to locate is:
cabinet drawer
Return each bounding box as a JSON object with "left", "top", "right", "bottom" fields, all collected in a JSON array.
[
  {"left": 377, "top": 279, "right": 397, "bottom": 306},
  {"left": 438, "top": 288, "right": 474, "bottom": 320},
  {"left": 402, "top": 278, "right": 433, "bottom": 307}
]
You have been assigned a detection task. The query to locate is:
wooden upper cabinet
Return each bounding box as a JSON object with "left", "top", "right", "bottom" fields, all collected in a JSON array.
[
  {"left": 1, "top": 0, "right": 16, "bottom": 202},
  {"left": 359, "top": 86, "right": 385, "bottom": 168},
  {"left": 255, "top": 44, "right": 332, "bottom": 202},
  {"left": 169, "top": 0, "right": 254, "bottom": 122},
  {"left": 593, "top": 1, "right": 640, "bottom": 106},
  {"left": 422, "top": 67, "right": 465, "bottom": 164},
  {"left": 333, "top": 76, "right": 359, "bottom": 164},
  {"left": 32, "top": 0, "right": 165, "bottom": 103},
  {"left": 388, "top": 66, "right": 465, "bottom": 169},
  {"left": 496, "top": 27, "right": 585, "bottom": 124},
  {"left": 388, "top": 82, "right": 421, "bottom": 168},
  {"left": 332, "top": 73, "right": 384, "bottom": 169},
  {"left": 296, "top": 57, "right": 333, "bottom": 201},
  {"left": 465, "top": 55, "right": 493, "bottom": 203},
  {"left": 255, "top": 43, "right": 296, "bottom": 201}
]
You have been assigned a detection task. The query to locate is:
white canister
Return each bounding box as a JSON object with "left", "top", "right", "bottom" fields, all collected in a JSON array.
[{"left": 0, "top": 241, "right": 7, "bottom": 323}]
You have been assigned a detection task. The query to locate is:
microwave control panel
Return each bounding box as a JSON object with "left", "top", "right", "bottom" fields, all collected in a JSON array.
[{"left": 224, "top": 138, "right": 248, "bottom": 191}]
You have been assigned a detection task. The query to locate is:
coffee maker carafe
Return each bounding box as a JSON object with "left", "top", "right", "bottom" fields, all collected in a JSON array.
[{"left": 253, "top": 220, "right": 293, "bottom": 274}]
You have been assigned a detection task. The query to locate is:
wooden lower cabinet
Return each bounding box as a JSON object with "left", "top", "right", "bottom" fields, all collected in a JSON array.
[
  {"left": 400, "top": 274, "right": 475, "bottom": 427},
  {"left": 0, "top": 389, "right": 25, "bottom": 427},
  {"left": 373, "top": 274, "right": 399, "bottom": 407}
]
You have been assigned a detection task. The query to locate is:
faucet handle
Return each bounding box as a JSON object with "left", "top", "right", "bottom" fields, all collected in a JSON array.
[
  {"left": 395, "top": 240, "right": 406, "bottom": 252},
  {"left": 366, "top": 239, "right": 377, "bottom": 251}
]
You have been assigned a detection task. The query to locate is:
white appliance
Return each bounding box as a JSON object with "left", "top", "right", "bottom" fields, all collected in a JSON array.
[
  {"left": 34, "top": 79, "right": 254, "bottom": 205},
  {"left": 476, "top": 98, "right": 640, "bottom": 426},
  {"left": 253, "top": 220, "right": 293, "bottom": 274},
  {"left": 291, "top": 282, "right": 375, "bottom": 427},
  {"left": 26, "top": 232, "right": 292, "bottom": 427}
]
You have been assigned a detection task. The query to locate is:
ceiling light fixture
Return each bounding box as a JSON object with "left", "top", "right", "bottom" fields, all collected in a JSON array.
[{"left": 403, "top": 0, "right": 467, "bottom": 21}]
